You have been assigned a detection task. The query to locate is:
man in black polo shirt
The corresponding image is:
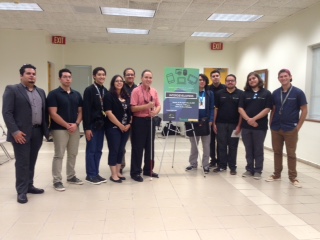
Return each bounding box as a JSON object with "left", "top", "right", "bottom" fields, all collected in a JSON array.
[
  {"left": 208, "top": 70, "right": 225, "bottom": 168},
  {"left": 47, "top": 68, "right": 83, "bottom": 191},
  {"left": 120, "top": 67, "right": 138, "bottom": 173},
  {"left": 213, "top": 74, "right": 242, "bottom": 175},
  {"left": 239, "top": 72, "right": 272, "bottom": 180}
]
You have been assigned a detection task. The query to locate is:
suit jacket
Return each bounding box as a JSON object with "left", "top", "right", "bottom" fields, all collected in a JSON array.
[{"left": 2, "top": 83, "right": 49, "bottom": 142}]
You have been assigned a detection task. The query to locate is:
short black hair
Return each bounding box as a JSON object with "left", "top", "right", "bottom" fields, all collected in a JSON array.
[
  {"left": 226, "top": 74, "right": 237, "bottom": 81},
  {"left": 19, "top": 64, "right": 36, "bottom": 76},
  {"left": 59, "top": 68, "right": 72, "bottom": 78},
  {"left": 93, "top": 67, "right": 106, "bottom": 76},
  {"left": 210, "top": 70, "right": 220, "bottom": 77},
  {"left": 123, "top": 67, "right": 135, "bottom": 77}
]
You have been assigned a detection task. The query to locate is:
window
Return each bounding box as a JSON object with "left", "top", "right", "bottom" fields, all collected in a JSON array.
[{"left": 309, "top": 46, "right": 320, "bottom": 120}]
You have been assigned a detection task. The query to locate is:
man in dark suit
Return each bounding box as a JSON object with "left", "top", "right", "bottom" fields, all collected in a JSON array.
[{"left": 2, "top": 64, "right": 49, "bottom": 204}]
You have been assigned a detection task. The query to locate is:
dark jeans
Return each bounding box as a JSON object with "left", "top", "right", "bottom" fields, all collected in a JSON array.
[
  {"left": 241, "top": 128, "right": 267, "bottom": 174},
  {"left": 12, "top": 127, "right": 43, "bottom": 194},
  {"left": 85, "top": 128, "right": 104, "bottom": 178},
  {"left": 130, "top": 117, "right": 156, "bottom": 176},
  {"left": 216, "top": 123, "right": 239, "bottom": 171},
  {"left": 210, "top": 128, "right": 219, "bottom": 163},
  {"left": 105, "top": 127, "right": 130, "bottom": 166}
]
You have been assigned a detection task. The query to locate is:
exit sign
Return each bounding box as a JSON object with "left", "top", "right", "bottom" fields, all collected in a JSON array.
[
  {"left": 52, "top": 36, "right": 66, "bottom": 45},
  {"left": 211, "top": 42, "right": 223, "bottom": 50}
]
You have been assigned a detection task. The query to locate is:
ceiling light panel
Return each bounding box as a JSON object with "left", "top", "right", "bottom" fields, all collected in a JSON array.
[
  {"left": 208, "top": 13, "right": 263, "bottom": 22},
  {"left": 107, "top": 28, "right": 149, "bottom": 35},
  {"left": 0, "top": 2, "right": 43, "bottom": 11},
  {"left": 101, "top": 7, "right": 155, "bottom": 18},
  {"left": 192, "top": 32, "right": 233, "bottom": 38}
]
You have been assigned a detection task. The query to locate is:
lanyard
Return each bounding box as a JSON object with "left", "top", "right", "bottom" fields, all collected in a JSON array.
[
  {"left": 93, "top": 83, "right": 106, "bottom": 116},
  {"left": 279, "top": 86, "right": 293, "bottom": 115}
]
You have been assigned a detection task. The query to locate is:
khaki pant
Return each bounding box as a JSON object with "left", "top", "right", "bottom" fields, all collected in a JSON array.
[
  {"left": 52, "top": 129, "right": 80, "bottom": 183},
  {"left": 271, "top": 128, "right": 298, "bottom": 182}
]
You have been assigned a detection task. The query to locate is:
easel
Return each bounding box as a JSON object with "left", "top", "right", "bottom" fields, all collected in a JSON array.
[
  {"left": 0, "top": 124, "right": 14, "bottom": 165},
  {"left": 157, "top": 121, "right": 206, "bottom": 177}
]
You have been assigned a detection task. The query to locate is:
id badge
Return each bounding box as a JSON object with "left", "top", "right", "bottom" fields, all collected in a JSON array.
[{"left": 199, "top": 97, "right": 205, "bottom": 109}]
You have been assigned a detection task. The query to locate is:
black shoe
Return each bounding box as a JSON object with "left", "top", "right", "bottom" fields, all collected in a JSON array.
[
  {"left": 203, "top": 167, "right": 210, "bottom": 174},
  {"left": 143, "top": 172, "right": 159, "bottom": 178},
  {"left": 119, "top": 176, "right": 126, "bottom": 180},
  {"left": 85, "top": 176, "right": 102, "bottom": 185},
  {"left": 230, "top": 170, "right": 237, "bottom": 175},
  {"left": 209, "top": 161, "right": 216, "bottom": 168},
  {"left": 109, "top": 176, "right": 122, "bottom": 183},
  {"left": 27, "top": 186, "right": 44, "bottom": 194},
  {"left": 97, "top": 175, "right": 108, "bottom": 183},
  {"left": 17, "top": 193, "right": 28, "bottom": 204},
  {"left": 131, "top": 175, "right": 144, "bottom": 182}
]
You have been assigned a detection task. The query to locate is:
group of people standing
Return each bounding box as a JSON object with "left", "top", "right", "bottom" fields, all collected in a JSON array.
[
  {"left": 2, "top": 64, "right": 307, "bottom": 204},
  {"left": 185, "top": 69, "right": 307, "bottom": 189},
  {"left": 2, "top": 64, "right": 160, "bottom": 204}
]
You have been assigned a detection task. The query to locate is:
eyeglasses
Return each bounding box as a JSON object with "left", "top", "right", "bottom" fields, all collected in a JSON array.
[{"left": 226, "top": 80, "right": 235, "bottom": 83}]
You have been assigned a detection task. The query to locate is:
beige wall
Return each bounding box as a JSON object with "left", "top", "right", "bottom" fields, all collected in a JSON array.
[{"left": 235, "top": 2, "right": 320, "bottom": 165}]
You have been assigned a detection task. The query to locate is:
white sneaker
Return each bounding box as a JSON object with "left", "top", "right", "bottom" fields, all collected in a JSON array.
[
  {"left": 292, "top": 180, "right": 302, "bottom": 188},
  {"left": 265, "top": 175, "right": 281, "bottom": 182}
]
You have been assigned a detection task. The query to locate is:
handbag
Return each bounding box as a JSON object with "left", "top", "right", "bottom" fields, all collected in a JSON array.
[{"left": 185, "top": 117, "right": 210, "bottom": 137}]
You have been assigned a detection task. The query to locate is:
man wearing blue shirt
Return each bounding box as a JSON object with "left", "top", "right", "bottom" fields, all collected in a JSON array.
[{"left": 266, "top": 69, "right": 308, "bottom": 188}]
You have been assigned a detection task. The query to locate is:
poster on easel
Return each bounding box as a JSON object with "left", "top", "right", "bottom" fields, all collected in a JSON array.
[{"left": 163, "top": 67, "right": 199, "bottom": 122}]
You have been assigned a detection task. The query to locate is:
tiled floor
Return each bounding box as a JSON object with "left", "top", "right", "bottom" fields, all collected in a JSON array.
[{"left": 0, "top": 134, "right": 320, "bottom": 240}]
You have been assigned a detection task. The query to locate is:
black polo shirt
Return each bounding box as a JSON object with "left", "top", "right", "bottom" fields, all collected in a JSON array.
[
  {"left": 215, "top": 88, "right": 243, "bottom": 124},
  {"left": 209, "top": 83, "right": 225, "bottom": 93},
  {"left": 124, "top": 83, "right": 137, "bottom": 96},
  {"left": 47, "top": 86, "right": 83, "bottom": 130},
  {"left": 239, "top": 88, "right": 272, "bottom": 131}
]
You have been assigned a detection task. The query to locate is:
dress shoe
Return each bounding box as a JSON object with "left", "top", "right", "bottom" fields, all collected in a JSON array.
[
  {"left": 143, "top": 172, "right": 159, "bottom": 178},
  {"left": 27, "top": 186, "right": 44, "bottom": 194},
  {"left": 109, "top": 176, "right": 122, "bottom": 183},
  {"left": 119, "top": 176, "right": 126, "bottom": 180},
  {"left": 17, "top": 193, "right": 28, "bottom": 204},
  {"left": 131, "top": 175, "right": 144, "bottom": 182}
]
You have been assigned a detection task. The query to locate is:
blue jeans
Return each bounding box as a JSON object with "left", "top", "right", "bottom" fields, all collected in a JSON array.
[
  {"left": 105, "top": 127, "right": 130, "bottom": 166},
  {"left": 85, "top": 128, "right": 105, "bottom": 178},
  {"left": 241, "top": 128, "right": 267, "bottom": 174}
]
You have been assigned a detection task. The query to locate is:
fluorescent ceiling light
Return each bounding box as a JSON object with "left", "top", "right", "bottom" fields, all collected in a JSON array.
[
  {"left": 208, "top": 13, "right": 262, "bottom": 22},
  {"left": 0, "top": 2, "right": 42, "bottom": 11},
  {"left": 107, "top": 28, "right": 149, "bottom": 35},
  {"left": 101, "top": 7, "right": 155, "bottom": 18},
  {"left": 192, "top": 32, "right": 232, "bottom": 38}
]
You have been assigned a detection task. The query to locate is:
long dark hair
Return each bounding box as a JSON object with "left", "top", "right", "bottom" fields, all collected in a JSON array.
[
  {"left": 199, "top": 73, "right": 209, "bottom": 90},
  {"left": 109, "top": 75, "right": 129, "bottom": 99},
  {"left": 244, "top": 72, "right": 264, "bottom": 91}
]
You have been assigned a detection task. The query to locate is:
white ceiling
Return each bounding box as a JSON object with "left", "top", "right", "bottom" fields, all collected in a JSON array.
[{"left": 1, "top": 0, "right": 320, "bottom": 45}]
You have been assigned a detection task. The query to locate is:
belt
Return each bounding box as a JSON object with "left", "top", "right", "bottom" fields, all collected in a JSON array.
[{"left": 32, "top": 124, "right": 42, "bottom": 128}]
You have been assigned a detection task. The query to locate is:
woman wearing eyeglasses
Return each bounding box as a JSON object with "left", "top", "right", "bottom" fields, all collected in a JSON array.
[
  {"left": 238, "top": 72, "right": 272, "bottom": 180},
  {"left": 104, "top": 75, "right": 132, "bottom": 183}
]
